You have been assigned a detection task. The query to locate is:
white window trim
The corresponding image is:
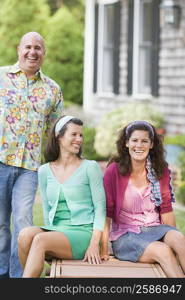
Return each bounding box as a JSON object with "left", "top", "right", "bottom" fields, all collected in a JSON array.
[
  {"left": 97, "top": 0, "right": 118, "bottom": 4},
  {"left": 97, "top": 4, "right": 104, "bottom": 93},
  {"left": 83, "top": 0, "right": 96, "bottom": 112},
  {"left": 97, "top": 3, "right": 116, "bottom": 96},
  {"left": 132, "top": 0, "right": 153, "bottom": 97},
  {"left": 132, "top": 93, "right": 154, "bottom": 100},
  {"left": 132, "top": 0, "right": 140, "bottom": 95},
  {"left": 96, "top": 91, "right": 116, "bottom": 98}
]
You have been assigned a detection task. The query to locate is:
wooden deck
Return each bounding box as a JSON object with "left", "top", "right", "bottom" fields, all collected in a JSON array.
[{"left": 46, "top": 256, "right": 167, "bottom": 278}]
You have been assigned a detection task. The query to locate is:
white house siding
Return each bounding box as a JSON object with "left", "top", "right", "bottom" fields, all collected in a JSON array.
[
  {"left": 157, "top": 0, "right": 185, "bottom": 134},
  {"left": 119, "top": 0, "right": 128, "bottom": 96},
  {"left": 83, "top": 0, "right": 185, "bottom": 134}
]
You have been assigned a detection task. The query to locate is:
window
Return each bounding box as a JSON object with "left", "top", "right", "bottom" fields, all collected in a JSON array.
[
  {"left": 127, "top": 0, "right": 160, "bottom": 96},
  {"left": 138, "top": 0, "right": 153, "bottom": 93},
  {"left": 94, "top": 1, "right": 120, "bottom": 94}
]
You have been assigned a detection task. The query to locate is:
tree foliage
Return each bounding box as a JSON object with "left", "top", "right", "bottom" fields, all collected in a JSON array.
[
  {"left": 0, "top": 0, "right": 84, "bottom": 105},
  {"left": 43, "top": 6, "right": 84, "bottom": 104},
  {"left": 47, "top": 0, "right": 84, "bottom": 16},
  {"left": 0, "top": 0, "right": 50, "bottom": 66}
]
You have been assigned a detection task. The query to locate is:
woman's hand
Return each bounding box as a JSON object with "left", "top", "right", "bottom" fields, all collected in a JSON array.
[
  {"left": 100, "top": 252, "right": 110, "bottom": 261},
  {"left": 83, "top": 243, "right": 102, "bottom": 264}
]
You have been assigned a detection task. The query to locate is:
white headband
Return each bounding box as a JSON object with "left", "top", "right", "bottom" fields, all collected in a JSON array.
[{"left": 55, "top": 116, "right": 74, "bottom": 136}]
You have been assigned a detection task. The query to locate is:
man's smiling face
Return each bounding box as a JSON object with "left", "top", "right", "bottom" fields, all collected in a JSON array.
[{"left": 17, "top": 32, "right": 45, "bottom": 78}]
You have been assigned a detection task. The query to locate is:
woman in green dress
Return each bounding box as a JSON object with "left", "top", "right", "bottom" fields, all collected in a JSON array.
[{"left": 18, "top": 115, "right": 106, "bottom": 277}]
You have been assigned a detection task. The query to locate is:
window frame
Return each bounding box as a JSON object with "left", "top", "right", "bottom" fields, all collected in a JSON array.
[
  {"left": 128, "top": 0, "right": 160, "bottom": 98},
  {"left": 94, "top": 0, "right": 120, "bottom": 96}
]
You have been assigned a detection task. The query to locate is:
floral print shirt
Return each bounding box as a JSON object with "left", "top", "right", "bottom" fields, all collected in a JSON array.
[{"left": 0, "top": 62, "right": 63, "bottom": 171}]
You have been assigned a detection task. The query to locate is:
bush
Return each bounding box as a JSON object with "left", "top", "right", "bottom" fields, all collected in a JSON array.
[
  {"left": 177, "top": 152, "right": 185, "bottom": 181},
  {"left": 164, "top": 134, "right": 185, "bottom": 147},
  {"left": 175, "top": 182, "right": 185, "bottom": 206},
  {"left": 94, "top": 102, "right": 165, "bottom": 157},
  {"left": 83, "top": 127, "right": 108, "bottom": 161},
  {"left": 43, "top": 6, "right": 84, "bottom": 105},
  {"left": 164, "top": 135, "right": 185, "bottom": 178}
]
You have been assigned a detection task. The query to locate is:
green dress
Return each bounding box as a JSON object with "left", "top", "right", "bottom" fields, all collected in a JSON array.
[{"left": 41, "top": 186, "right": 93, "bottom": 259}]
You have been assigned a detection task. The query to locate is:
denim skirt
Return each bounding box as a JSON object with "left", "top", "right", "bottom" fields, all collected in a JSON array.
[{"left": 111, "top": 225, "right": 178, "bottom": 262}]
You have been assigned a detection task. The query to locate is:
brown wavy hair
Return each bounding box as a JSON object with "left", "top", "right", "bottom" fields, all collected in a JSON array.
[
  {"left": 108, "top": 121, "right": 167, "bottom": 179},
  {"left": 44, "top": 116, "right": 83, "bottom": 162}
]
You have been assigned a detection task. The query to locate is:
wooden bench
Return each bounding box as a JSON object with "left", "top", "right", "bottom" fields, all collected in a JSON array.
[{"left": 46, "top": 256, "right": 167, "bottom": 278}]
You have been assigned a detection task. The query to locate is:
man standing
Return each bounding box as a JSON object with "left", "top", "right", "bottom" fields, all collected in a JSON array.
[{"left": 0, "top": 32, "right": 63, "bottom": 277}]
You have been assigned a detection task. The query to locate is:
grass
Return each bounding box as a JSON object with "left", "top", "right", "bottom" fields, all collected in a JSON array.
[
  {"left": 33, "top": 202, "right": 43, "bottom": 226},
  {"left": 174, "top": 209, "right": 185, "bottom": 234}
]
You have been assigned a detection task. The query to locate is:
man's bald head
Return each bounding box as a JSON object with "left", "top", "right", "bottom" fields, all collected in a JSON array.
[
  {"left": 19, "top": 32, "right": 45, "bottom": 50},
  {"left": 17, "top": 31, "right": 45, "bottom": 78}
]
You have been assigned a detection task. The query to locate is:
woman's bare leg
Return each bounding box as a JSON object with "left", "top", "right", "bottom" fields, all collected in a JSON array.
[
  {"left": 18, "top": 226, "right": 44, "bottom": 269},
  {"left": 22, "top": 231, "right": 73, "bottom": 278},
  {"left": 163, "top": 230, "right": 185, "bottom": 273},
  {"left": 138, "top": 241, "right": 184, "bottom": 277}
]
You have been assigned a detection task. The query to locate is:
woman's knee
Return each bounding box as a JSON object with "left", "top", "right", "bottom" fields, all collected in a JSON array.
[
  {"left": 153, "top": 243, "right": 174, "bottom": 264},
  {"left": 168, "top": 231, "right": 185, "bottom": 254},
  {"left": 139, "top": 241, "right": 172, "bottom": 263},
  {"left": 18, "top": 226, "right": 40, "bottom": 249},
  {"left": 31, "top": 232, "right": 47, "bottom": 250}
]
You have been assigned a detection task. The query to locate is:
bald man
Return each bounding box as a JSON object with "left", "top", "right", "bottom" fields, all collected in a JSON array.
[{"left": 0, "top": 32, "right": 63, "bottom": 277}]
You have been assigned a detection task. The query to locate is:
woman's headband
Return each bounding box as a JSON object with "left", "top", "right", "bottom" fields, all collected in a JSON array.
[
  {"left": 125, "top": 120, "right": 154, "bottom": 138},
  {"left": 55, "top": 116, "right": 74, "bottom": 137}
]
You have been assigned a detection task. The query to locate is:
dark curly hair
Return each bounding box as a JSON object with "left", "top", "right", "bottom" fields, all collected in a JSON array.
[
  {"left": 44, "top": 116, "right": 83, "bottom": 162},
  {"left": 108, "top": 121, "right": 167, "bottom": 179}
]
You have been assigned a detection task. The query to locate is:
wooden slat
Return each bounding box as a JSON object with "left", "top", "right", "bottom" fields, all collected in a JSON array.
[
  {"left": 48, "top": 258, "right": 167, "bottom": 278},
  {"left": 55, "top": 262, "right": 62, "bottom": 278},
  {"left": 61, "top": 259, "right": 156, "bottom": 268},
  {"left": 61, "top": 264, "right": 158, "bottom": 278},
  {"left": 50, "top": 258, "right": 57, "bottom": 277}
]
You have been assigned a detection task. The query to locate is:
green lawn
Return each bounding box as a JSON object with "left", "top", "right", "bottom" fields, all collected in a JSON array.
[
  {"left": 33, "top": 203, "right": 185, "bottom": 234},
  {"left": 33, "top": 202, "right": 43, "bottom": 226},
  {"left": 174, "top": 209, "right": 185, "bottom": 234}
]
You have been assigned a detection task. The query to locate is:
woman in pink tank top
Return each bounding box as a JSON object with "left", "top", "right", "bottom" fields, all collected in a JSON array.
[{"left": 101, "top": 120, "right": 185, "bottom": 278}]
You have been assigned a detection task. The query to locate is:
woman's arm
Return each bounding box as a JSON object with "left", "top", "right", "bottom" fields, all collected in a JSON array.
[
  {"left": 100, "top": 217, "right": 111, "bottom": 260},
  {"left": 161, "top": 211, "right": 176, "bottom": 227},
  {"left": 83, "top": 161, "right": 106, "bottom": 264},
  {"left": 87, "top": 161, "right": 106, "bottom": 233}
]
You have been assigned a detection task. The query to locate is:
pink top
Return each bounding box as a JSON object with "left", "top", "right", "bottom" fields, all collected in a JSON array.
[{"left": 110, "top": 180, "right": 161, "bottom": 241}]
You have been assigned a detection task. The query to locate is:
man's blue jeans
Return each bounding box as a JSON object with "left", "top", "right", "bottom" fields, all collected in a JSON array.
[{"left": 0, "top": 163, "right": 38, "bottom": 278}]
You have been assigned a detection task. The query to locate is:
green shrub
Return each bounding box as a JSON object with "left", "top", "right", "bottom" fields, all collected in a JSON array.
[
  {"left": 83, "top": 127, "right": 108, "bottom": 161},
  {"left": 175, "top": 182, "right": 185, "bottom": 206},
  {"left": 94, "top": 102, "right": 165, "bottom": 157},
  {"left": 164, "top": 135, "right": 185, "bottom": 179},
  {"left": 164, "top": 135, "right": 185, "bottom": 147},
  {"left": 177, "top": 152, "right": 185, "bottom": 181},
  {"left": 43, "top": 6, "right": 84, "bottom": 105}
]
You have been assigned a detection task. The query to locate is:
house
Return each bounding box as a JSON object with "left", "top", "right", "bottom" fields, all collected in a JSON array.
[{"left": 83, "top": 0, "right": 185, "bottom": 134}]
